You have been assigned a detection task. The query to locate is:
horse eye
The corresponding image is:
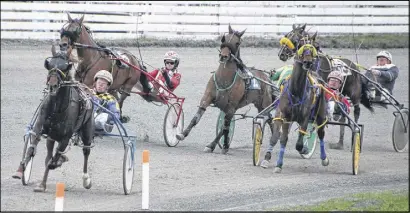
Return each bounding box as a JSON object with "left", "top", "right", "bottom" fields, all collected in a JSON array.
[{"left": 236, "top": 42, "right": 240, "bottom": 46}]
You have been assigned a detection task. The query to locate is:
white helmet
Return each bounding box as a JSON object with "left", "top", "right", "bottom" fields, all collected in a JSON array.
[
  {"left": 376, "top": 50, "right": 392, "bottom": 63},
  {"left": 94, "top": 70, "right": 113, "bottom": 85},
  {"left": 327, "top": 70, "right": 343, "bottom": 83},
  {"left": 163, "top": 51, "right": 180, "bottom": 70}
]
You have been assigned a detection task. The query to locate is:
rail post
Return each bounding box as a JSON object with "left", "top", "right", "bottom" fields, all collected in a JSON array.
[
  {"left": 55, "top": 182, "right": 65, "bottom": 211},
  {"left": 142, "top": 150, "right": 149, "bottom": 210}
]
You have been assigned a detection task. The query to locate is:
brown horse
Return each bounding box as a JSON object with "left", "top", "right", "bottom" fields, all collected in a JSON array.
[
  {"left": 59, "top": 13, "right": 144, "bottom": 123},
  {"left": 176, "top": 24, "right": 275, "bottom": 154},
  {"left": 277, "top": 23, "right": 374, "bottom": 150}
]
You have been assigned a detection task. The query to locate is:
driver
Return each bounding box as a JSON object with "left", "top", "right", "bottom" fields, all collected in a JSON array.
[
  {"left": 325, "top": 71, "right": 351, "bottom": 120},
  {"left": 91, "top": 70, "right": 120, "bottom": 133},
  {"left": 364, "top": 50, "right": 399, "bottom": 102},
  {"left": 141, "top": 51, "right": 182, "bottom": 101}
]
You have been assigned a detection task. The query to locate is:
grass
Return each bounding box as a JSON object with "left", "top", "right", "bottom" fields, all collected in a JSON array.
[
  {"left": 2, "top": 33, "right": 409, "bottom": 49},
  {"left": 270, "top": 190, "right": 409, "bottom": 211}
]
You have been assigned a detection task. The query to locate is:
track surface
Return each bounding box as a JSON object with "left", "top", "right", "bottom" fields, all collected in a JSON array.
[{"left": 1, "top": 45, "right": 408, "bottom": 211}]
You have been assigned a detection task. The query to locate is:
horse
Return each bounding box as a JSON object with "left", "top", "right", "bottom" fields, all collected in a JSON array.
[
  {"left": 14, "top": 43, "right": 95, "bottom": 192},
  {"left": 176, "top": 24, "right": 276, "bottom": 154},
  {"left": 260, "top": 43, "right": 329, "bottom": 172},
  {"left": 277, "top": 23, "right": 374, "bottom": 150},
  {"left": 59, "top": 13, "right": 144, "bottom": 123}
]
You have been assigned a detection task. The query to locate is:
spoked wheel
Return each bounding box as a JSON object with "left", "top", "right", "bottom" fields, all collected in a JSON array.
[
  {"left": 253, "top": 118, "right": 266, "bottom": 166},
  {"left": 300, "top": 122, "right": 318, "bottom": 159},
  {"left": 352, "top": 131, "right": 361, "bottom": 175},
  {"left": 392, "top": 108, "right": 409, "bottom": 152},
  {"left": 22, "top": 134, "right": 34, "bottom": 185},
  {"left": 123, "top": 141, "right": 135, "bottom": 195},
  {"left": 163, "top": 103, "right": 184, "bottom": 147},
  {"left": 216, "top": 111, "right": 236, "bottom": 149}
]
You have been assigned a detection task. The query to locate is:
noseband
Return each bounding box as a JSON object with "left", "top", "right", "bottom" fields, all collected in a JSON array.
[{"left": 60, "top": 20, "right": 83, "bottom": 44}]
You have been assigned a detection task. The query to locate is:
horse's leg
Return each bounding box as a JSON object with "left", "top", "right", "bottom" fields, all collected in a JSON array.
[
  {"left": 47, "top": 138, "right": 70, "bottom": 170},
  {"left": 260, "top": 120, "right": 282, "bottom": 168},
  {"left": 329, "top": 115, "right": 346, "bottom": 150},
  {"left": 80, "top": 119, "right": 93, "bottom": 189},
  {"left": 204, "top": 112, "right": 234, "bottom": 154},
  {"left": 274, "top": 122, "right": 290, "bottom": 173},
  {"left": 13, "top": 96, "right": 51, "bottom": 179},
  {"left": 295, "top": 118, "right": 310, "bottom": 154},
  {"left": 317, "top": 117, "right": 330, "bottom": 166},
  {"left": 176, "top": 91, "right": 213, "bottom": 141},
  {"left": 33, "top": 138, "right": 55, "bottom": 192},
  {"left": 117, "top": 87, "right": 131, "bottom": 123}
]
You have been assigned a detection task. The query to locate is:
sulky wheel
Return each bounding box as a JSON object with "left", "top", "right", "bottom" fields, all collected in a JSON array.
[
  {"left": 300, "top": 122, "right": 318, "bottom": 159},
  {"left": 123, "top": 141, "right": 135, "bottom": 195},
  {"left": 252, "top": 118, "right": 266, "bottom": 166},
  {"left": 216, "top": 110, "right": 235, "bottom": 149},
  {"left": 352, "top": 131, "right": 361, "bottom": 175},
  {"left": 163, "top": 103, "right": 184, "bottom": 147},
  {"left": 22, "top": 134, "right": 35, "bottom": 185},
  {"left": 392, "top": 108, "right": 409, "bottom": 152}
]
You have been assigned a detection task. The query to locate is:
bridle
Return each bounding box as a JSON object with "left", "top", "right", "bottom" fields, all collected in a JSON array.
[{"left": 219, "top": 32, "right": 242, "bottom": 65}]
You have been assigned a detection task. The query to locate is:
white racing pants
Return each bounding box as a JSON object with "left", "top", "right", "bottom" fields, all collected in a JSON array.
[{"left": 94, "top": 112, "right": 114, "bottom": 133}]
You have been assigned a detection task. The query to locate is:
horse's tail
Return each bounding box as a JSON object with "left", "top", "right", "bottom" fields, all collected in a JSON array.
[{"left": 360, "top": 81, "right": 375, "bottom": 113}]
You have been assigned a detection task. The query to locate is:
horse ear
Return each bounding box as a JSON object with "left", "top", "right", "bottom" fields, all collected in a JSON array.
[
  {"left": 51, "top": 44, "right": 57, "bottom": 57},
  {"left": 238, "top": 28, "right": 247, "bottom": 37},
  {"left": 67, "top": 12, "right": 73, "bottom": 22},
  {"left": 228, "top": 23, "right": 233, "bottom": 34},
  {"left": 79, "top": 14, "right": 85, "bottom": 24},
  {"left": 221, "top": 34, "right": 225, "bottom": 43},
  {"left": 292, "top": 24, "right": 296, "bottom": 30},
  {"left": 311, "top": 31, "right": 318, "bottom": 41},
  {"left": 301, "top": 23, "right": 307, "bottom": 31}
]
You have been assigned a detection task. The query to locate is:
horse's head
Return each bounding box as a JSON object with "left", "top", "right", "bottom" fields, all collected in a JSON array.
[
  {"left": 278, "top": 23, "right": 318, "bottom": 62},
  {"left": 296, "top": 44, "right": 318, "bottom": 70},
  {"left": 44, "top": 45, "right": 74, "bottom": 96},
  {"left": 59, "top": 12, "right": 86, "bottom": 51},
  {"left": 219, "top": 24, "right": 246, "bottom": 64}
]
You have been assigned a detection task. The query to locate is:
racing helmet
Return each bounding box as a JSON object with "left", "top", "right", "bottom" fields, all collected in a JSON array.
[
  {"left": 94, "top": 70, "right": 113, "bottom": 85},
  {"left": 327, "top": 70, "right": 343, "bottom": 83},
  {"left": 163, "top": 51, "right": 180, "bottom": 70},
  {"left": 376, "top": 50, "right": 392, "bottom": 63}
]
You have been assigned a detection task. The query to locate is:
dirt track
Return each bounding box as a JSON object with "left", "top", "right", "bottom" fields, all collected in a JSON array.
[{"left": 1, "top": 45, "right": 408, "bottom": 211}]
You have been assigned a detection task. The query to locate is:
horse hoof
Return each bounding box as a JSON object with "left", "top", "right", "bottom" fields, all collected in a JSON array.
[
  {"left": 120, "top": 116, "right": 130, "bottom": 123},
  {"left": 260, "top": 160, "right": 269, "bottom": 169},
  {"left": 34, "top": 185, "right": 46, "bottom": 192},
  {"left": 176, "top": 134, "right": 185, "bottom": 141},
  {"left": 329, "top": 143, "right": 343, "bottom": 150},
  {"left": 48, "top": 163, "right": 56, "bottom": 170},
  {"left": 83, "top": 173, "right": 92, "bottom": 189},
  {"left": 298, "top": 146, "right": 309, "bottom": 155},
  {"left": 274, "top": 167, "right": 282, "bottom": 173},
  {"left": 321, "top": 157, "right": 330, "bottom": 166},
  {"left": 84, "top": 180, "right": 92, "bottom": 189},
  {"left": 221, "top": 148, "right": 229, "bottom": 155},
  {"left": 203, "top": 147, "right": 214, "bottom": 153},
  {"left": 12, "top": 171, "right": 23, "bottom": 179}
]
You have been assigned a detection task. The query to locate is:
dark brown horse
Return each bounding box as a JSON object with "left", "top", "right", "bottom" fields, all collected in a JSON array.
[
  {"left": 176, "top": 24, "right": 275, "bottom": 154},
  {"left": 261, "top": 43, "right": 329, "bottom": 172},
  {"left": 59, "top": 13, "right": 144, "bottom": 123},
  {"left": 13, "top": 44, "right": 95, "bottom": 192},
  {"left": 277, "top": 23, "right": 374, "bottom": 150}
]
